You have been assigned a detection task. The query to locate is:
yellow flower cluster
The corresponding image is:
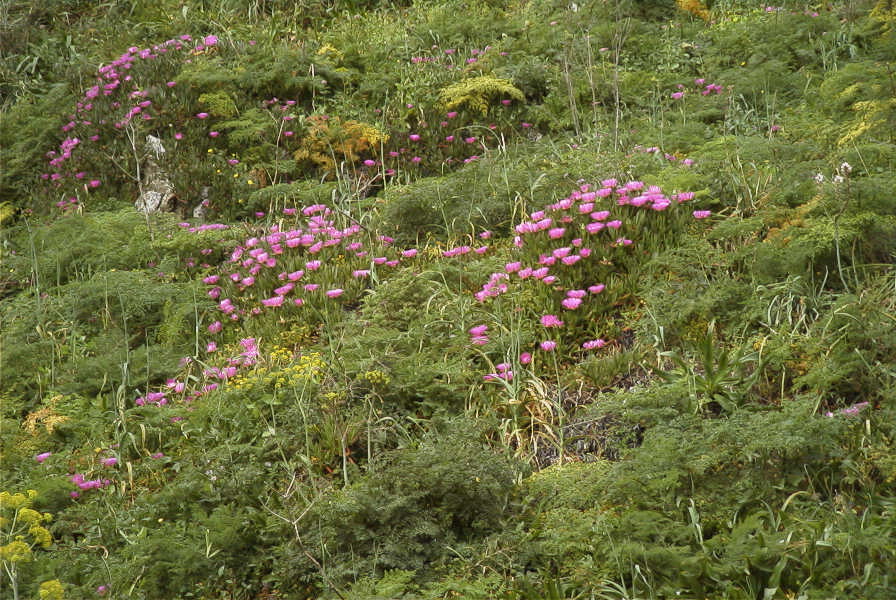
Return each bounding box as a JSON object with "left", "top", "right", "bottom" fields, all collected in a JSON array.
[
  {"left": 39, "top": 580, "right": 65, "bottom": 600},
  {"left": 0, "top": 490, "right": 38, "bottom": 511},
  {"left": 361, "top": 369, "right": 391, "bottom": 386},
  {"left": 227, "top": 352, "right": 326, "bottom": 392},
  {"left": 1, "top": 490, "right": 54, "bottom": 564}
]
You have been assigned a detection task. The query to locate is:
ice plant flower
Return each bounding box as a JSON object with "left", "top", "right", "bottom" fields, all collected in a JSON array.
[
  {"left": 326, "top": 288, "right": 344, "bottom": 298},
  {"left": 540, "top": 340, "right": 557, "bottom": 351},
  {"left": 693, "top": 210, "right": 711, "bottom": 219},
  {"left": 583, "top": 339, "right": 606, "bottom": 350},
  {"left": 561, "top": 297, "right": 582, "bottom": 310},
  {"left": 101, "top": 457, "right": 118, "bottom": 467},
  {"left": 261, "top": 296, "right": 284, "bottom": 307},
  {"left": 208, "top": 321, "right": 222, "bottom": 333},
  {"left": 35, "top": 452, "right": 52, "bottom": 463},
  {"left": 469, "top": 324, "right": 489, "bottom": 345},
  {"left": 541, "top": 314, "right": 564, "bottom": 328}
]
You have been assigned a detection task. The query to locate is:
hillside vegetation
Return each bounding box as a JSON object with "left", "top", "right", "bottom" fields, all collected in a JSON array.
[{"left": 1, "top": 0, "right": 895, "bottom": 598}]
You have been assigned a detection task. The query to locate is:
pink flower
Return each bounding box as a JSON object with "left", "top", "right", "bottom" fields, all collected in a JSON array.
[
  {"left": 203, "top": 35, "right": 218, "bottom": 46},
  {"left": 693, "top": 210, "right": 711, "bottom": 219},
  {"left": 326, "top": 288, "right": 344, "bottom": 298},
  {"left": 539, "top": 340, "right": 557, "bottom": 351},
  {"left": 196, "top": 112, "right": 209, "bottom": 119},
  {"left": 548, "top": 227, "right": 566, "bottom": 239},
  {"left": 561, "top": 297, "right": 582, "bottom": 310},
  {"left": 606, "top": 220, "right": 622, "bottom": 229},
  {"left": 261, "top": 296, "right": 284, "bottom": 307},
  {"left": 469, "top": 324, "right": 489, "bottom": 337},
  {"left": 101, "top": 457, "right": 118, "bottom": 467},
  {"left": 35, "top": 452, "right": 52, "bottom": 463},
  {"left": 208, "top": 321, "right": 223, "bottom": 333},
  {"left": 567, "top": 289, "right": 587, "bottom": 298},
  {"left": 671, "top": 91, "right": 685, "bottom": 100},
  {"left": 582, "top": 339, "right": 606, "bottom": 350},
  {"left": 174, "top": 132, "right": 183, "bottom": 140},
  {"left": 209, "top": 131, "right": 219, "bottom": 137},
  {"left": 401, "top": 248, "right": 418, "bottom": 258},
  {"left": 206, "top": 342, "right": 217, "bottom": 352},
  {"left": 588, "top": 284, "right": 605, "bottom": 294},
  {"left": 519, "top": 352, "right": 532, "bottom": 365},
  {"left": 303, "top": 284, "right": 319, "bottom": 291},
  {"left": 409, "top": 133, "right": 421, "bottom": 141},
  {"left": 363, "top": 159, "right": 376, "bottom": 167},
  {"left": 88, "top": 179, "right": 101, "bottom": 188},
  {"left": 479, "top": 230, "right": 492, "bottom": 239},
  {"left": 541, "top": 314, "right": 564, "bottom": 328}
]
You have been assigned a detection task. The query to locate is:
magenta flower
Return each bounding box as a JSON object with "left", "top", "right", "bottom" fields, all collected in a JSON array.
[
  {"left": 409, "top": 133, "right": 421, "bottom": 141},
  {"left": 326, "top": 288, "right": 344, "bottom": 298},
  {"left": 207, "top": 342, "right": 217, "bottom": 352},
  {"left": 174, "top": 132, "right": 183, "bottom": 140},
  {"left": 541, "top": 314, "right": 564, "bottom": 328},
  {"left": 540, "top": 340, "right": 557, "bottom": 351},
  {"left": 469, "top": 324, "right": 488, "bottom": 337},
  {"left": 401, "top": 249, "right": 418, "bottom": 258},
  {"left": 88, "top": 179, "right": 101, "bottom": 188},
  {"left": 582, "top": 339, "right": 606, "bottom": 350},
  {"left": 209, "top": 131, "right": 219, "bottom": 137},
  {"left": 588, "top": 284, "right": 605, "bottom": 294},
  {"left": 303, "top": 283, "right": 319, "bottom": 292},
  {"left": 567, "top": 289, "right": 587, "bottom": 298},
  {"left": 35, "top": 452, "right": 52, "bottom": 463},
  {"left": 561, "top": 297, "right": 582, "bottom": 310},
  {"left": 548, "top": 227, "right": 566, "bottom": 239},
  {"left": 693, "top": 210, "right": 711, "bottom": 219},
  {"left": 204, "top": 35, "right": 218, "bottom": 46},
  {"left": 208, "top": 321, "right": 222, "bottom": 333},
  {"left": 671, "top": 91, "right": 685, "bottom": 100},
  {"left": 363, "top": 159, "right": 376, "bottom": 167},
  {"left": 101, "top": 457, "right": 118, "bottom": 467},
  {"left": 262, "top": 296, "right": 284, "bottom": 307},
  {"left": 196, "top": 112, "right": 209, "bottom": 119}
]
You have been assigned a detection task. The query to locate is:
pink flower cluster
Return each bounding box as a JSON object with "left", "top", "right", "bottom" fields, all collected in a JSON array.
[{"left": 45, "top": 35, "right": 216, "bottom": 195}]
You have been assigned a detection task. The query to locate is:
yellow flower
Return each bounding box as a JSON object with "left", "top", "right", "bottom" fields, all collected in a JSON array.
[
  {"left": 0, "top": 540, "right": 32, "bottom": 563},
  {"left": 38, "top": 579, "right": 65, "bottom": 600}
]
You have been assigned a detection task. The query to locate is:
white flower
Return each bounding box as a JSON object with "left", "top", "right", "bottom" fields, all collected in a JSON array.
[{"left": 814, "top": 173, "right": 825, "bottom": 183}]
